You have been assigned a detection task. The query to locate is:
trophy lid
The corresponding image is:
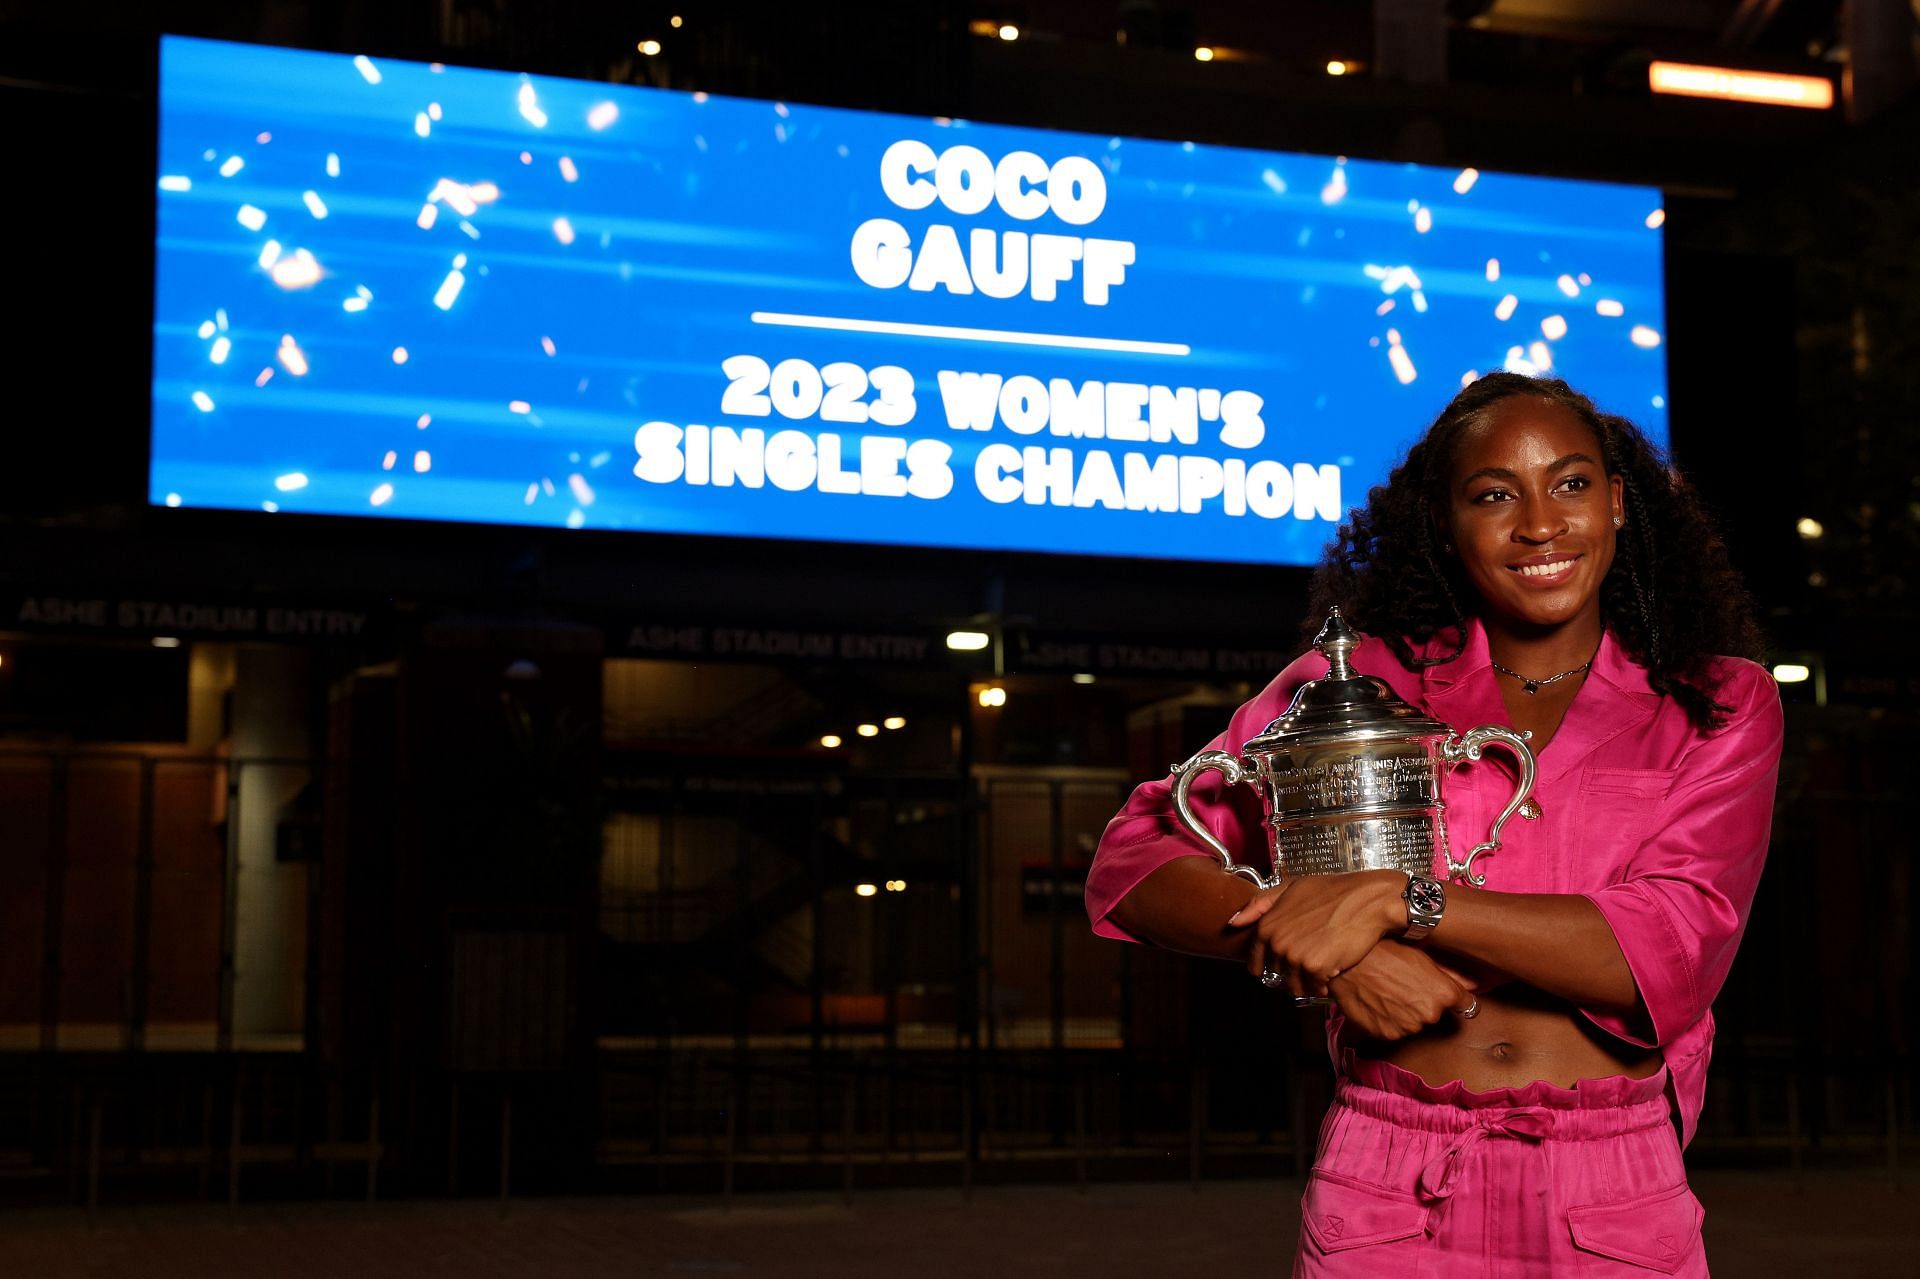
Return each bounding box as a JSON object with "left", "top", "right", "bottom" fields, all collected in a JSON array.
[{"left": 1243, "top": 608, "right": 1451, "bottom": 750}]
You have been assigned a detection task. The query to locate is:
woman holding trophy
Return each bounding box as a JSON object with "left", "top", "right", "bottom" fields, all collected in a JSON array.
[{"left": 1086, "top": 373, "right": 1781, "bottom": 1275}]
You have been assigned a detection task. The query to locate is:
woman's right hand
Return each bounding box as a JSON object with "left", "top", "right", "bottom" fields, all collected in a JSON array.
[{"left": 1327, "top": 940, "right": 1472, "bottom": 1041}]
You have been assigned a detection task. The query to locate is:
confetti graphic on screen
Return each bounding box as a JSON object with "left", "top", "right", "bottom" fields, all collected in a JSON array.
[{"left": 152, "top": 37, "right": 1667, "bottom": 565}]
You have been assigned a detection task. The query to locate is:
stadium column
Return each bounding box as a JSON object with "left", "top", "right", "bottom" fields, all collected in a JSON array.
[
  {"left": 1845, "top": 0, "right": 1920, "bottom": 123},
  {"left": 1373, "top": 0, "right": 1449, "bottom": 86}
]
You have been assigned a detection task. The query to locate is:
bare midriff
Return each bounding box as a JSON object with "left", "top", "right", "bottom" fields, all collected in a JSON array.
[{"left": 1353, "top": 981, "right": 1663, "bottom": 1091}]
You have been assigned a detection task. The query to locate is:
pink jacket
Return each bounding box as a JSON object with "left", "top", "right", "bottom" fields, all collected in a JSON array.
[{"left": 1086, "top": 620, "right": 1783, "bottom": 1146}]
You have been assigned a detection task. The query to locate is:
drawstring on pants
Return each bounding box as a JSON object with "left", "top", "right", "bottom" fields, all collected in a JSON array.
[{"left": 1416, "top": 1107, "right": 1555, "bottom": 1202}]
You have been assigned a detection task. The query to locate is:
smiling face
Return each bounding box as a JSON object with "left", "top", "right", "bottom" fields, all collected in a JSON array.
[{"left": 1440, "top": 395, "right": 1625, "bottom": 636}]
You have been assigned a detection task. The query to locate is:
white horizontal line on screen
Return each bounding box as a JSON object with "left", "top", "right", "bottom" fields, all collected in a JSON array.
[{"left": 749, "top": 311, "right": 1191, "bottom": 357}]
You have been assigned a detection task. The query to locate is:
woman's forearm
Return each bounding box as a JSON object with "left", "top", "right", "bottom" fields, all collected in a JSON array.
[
  {"left": 1107, "top": 855, "right": 1260, "bottom": 962},
  {"left": 1241, "top": 869, "right": 1646, "bottom": 1019},
  {"left": 1432, "top": 883, "right": 1641, "bottom": 1014}
]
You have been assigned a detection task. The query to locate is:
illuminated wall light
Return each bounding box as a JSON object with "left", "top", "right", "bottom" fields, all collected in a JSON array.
[
  {"left": 1771, "top": 664, "right": 1811, "bottom": 684},
  {"left": 882, "top": 716, "right": 906, "bottom": 730},
  {"left": 1795, "top": 517, "right": 1824, "bottom": 540},
  {"left": 978, "top": 686, "right": 1008, "bottom": 708},
  {"left": 885, "top": 879, "right": 907, "bottom": 892},
  {"left": 152, "top": 637, "right": 182, "bottom": 649},
  {"left": 1194, "top": 47, "right": 1215, "bottom": 62},
  {"left": 857, "top": 723, "right": 880, "bottom": 737},
  {"left": 999, "top": 24, "right": 1020, "bottom": 41},
  {"left": 1071, "top": 673, "right": 1096, "bottom": 685},
  {"left": 1648, "top": 61, "right": 1833, "bottom": 110},
  {"left": 946, "top": 630, "right": 990, "bottom": 651},
  {"left": 638, "top": 39, "right": 662, "bottom": 56},
  {"left": 820, "top": 734, "right": 843, "bottom": 748},
  {"left": 670, "top": 15, "right": 683, "bottom": 28},
  {"left": 855, "top": 883, "right": 879, "bottom": 898},
  {"left": 1326, "top": 60, "right": 1348, "bottom": 76}
]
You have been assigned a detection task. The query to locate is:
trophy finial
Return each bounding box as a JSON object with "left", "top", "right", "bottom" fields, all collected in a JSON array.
[{"left": 1313, "top": 607, "right": 1359, "bottom": 680}]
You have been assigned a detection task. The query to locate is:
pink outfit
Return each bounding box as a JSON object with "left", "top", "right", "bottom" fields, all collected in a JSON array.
[
  {"left": 1301, "top": 1056, "right": 1704, "bottom": 1275},
  {"left": 1087, "top": 621, "right": 1781, "bottom": 1272}
]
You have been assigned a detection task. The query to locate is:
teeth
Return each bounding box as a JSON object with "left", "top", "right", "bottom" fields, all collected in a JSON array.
[{"left": 1517, "top": 561, "right": 1574, "bottom": 577}]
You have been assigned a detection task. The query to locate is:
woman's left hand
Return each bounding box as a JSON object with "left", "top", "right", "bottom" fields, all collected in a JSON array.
[{"left": 1230, "top": 870, "right": 1405, "bottom": 999}]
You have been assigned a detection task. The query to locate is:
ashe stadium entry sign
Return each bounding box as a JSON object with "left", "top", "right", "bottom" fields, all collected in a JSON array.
[{"left": 151, "top": 36, "right": 1668, "bottom": 566}]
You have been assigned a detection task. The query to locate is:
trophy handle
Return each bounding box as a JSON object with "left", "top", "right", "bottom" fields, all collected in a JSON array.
[
  {"left": 1170, "top": 750, "right": 1275, "bottom": 889},
  {"left": 1439, "top": 726, "right": 1538, "bottom": 886}
]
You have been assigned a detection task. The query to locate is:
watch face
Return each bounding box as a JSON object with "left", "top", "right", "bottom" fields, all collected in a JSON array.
[{"left": 1408, "top": 878, "right": 1446, "bottom": 917}]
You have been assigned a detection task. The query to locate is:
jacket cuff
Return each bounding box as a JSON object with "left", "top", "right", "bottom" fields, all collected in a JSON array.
[{"left": 1579, "top": 885, "right": 1694, "bottom": 1049}]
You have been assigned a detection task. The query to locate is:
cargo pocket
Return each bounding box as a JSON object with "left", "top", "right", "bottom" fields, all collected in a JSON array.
[
  {"left": 1567, "top": 1181, "right": 1703, "bottom": 1273},
  {"left": 1300, "top": 1168, "right": 1430, "bottom": 1259}
]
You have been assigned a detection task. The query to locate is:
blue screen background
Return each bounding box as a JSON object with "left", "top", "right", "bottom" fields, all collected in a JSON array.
[{"left": 152, "top": 36, "right": 1668, "bottom": 565}]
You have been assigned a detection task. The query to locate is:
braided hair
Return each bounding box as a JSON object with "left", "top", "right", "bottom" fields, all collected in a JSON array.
[{"left": 1303, "top": 373, "right": 1764, "bottom": 730}]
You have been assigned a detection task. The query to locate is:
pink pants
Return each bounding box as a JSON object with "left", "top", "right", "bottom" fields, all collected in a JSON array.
[{"left": 1294, "top": 1056, "right": 1707, "bottom": 1277}]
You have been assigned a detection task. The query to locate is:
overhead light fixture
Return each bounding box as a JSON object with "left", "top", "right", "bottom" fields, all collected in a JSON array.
[
  {"left": 978, "top": 686, "right": 1007, "bottom": 708},
  {"left": 152, "top": 637, "right": 182, "bottom": 649},
  {"left": 1648, "top": 61, "right": 1833, "bottom": 109},
  {"left": 820, "top": 734, "right": 843, "bottom": 748},
  {"left": 885, "top": 879, "right": 907, "bottom": 892},
  {"left": 669, "top": 15, "right": 682, "bottom": 28},
  {"left": 855, "top": 883, "right": 878, "bottom": 898},
  {"left": 882, "top": 716, "right": 906, "bottom": 730},
  {"left": 1194, "top": 47, "right": 1215, "bottom": 62},
  {"left": 857, "top": 723, "right": 879, "bottom": 737},
  {"left": 946, "top": 630, "right": 990, "bottom": 652},
  {"left": 1795, "top": 517, "right": 1824, "bottom": 540},
  {"left": 1771, "top": 664, "right": 1811, "bottom": 684},
  {"left": 999, "top": 24, "right": 1020, "bottom": 41},
  {"left": 638, "top": 39, "right": 662, "bottom": 56},
  {"left": 1071, "top": 673, "right": 1096, "bottom": 685},
  {"left": 1326, "top": 60, "right": 1349, "bottom": 76}
]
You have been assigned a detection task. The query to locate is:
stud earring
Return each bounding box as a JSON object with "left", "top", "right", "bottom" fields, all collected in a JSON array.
[{"left": 1611, "top": 516, "right": 1623, "bottom": 528}]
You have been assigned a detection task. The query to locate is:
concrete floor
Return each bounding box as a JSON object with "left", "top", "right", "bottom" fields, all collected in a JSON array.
[{"left": 0, "top": 1171, "right": 1912, "bottom": 1276}]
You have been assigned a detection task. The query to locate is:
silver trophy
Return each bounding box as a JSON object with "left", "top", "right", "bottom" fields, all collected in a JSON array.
[{"left": 1171, "top": 609, "right": 1536, "bottom": 999}]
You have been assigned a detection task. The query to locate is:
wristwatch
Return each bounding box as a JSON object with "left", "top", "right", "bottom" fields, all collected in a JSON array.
[{"left": 1401, "top": 871, "right": 1446, "bottom": 943}]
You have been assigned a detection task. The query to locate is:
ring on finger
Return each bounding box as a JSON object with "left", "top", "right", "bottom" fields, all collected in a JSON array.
[
  {"left": 1259, "top": 965, "right": 1288, "bottom": 991},
  {"left": 1457, "top": 996, "right": 1479, "bottom": 1019}
]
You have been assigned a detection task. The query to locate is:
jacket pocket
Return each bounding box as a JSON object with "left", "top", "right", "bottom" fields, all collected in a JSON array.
[
  {"left": 1567, "top": 1181, "right": 1703, "bottom": 1272},
  {"left": 1575, "top": 767, "right": 1679, "bottom": 883},
  {"left": 1300, "top": 1168, "right": 1430, "bottom": 1254}
]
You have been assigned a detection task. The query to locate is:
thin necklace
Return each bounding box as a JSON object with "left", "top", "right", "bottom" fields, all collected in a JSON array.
[{"left": 1489, "top": 645, "right": 1599, "bottom": 696}]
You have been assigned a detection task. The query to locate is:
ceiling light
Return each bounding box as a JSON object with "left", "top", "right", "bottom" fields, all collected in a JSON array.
[
  {"left": 855, "top": 883, "right": 878, "bottom": 897},
  {"left": 978, "top": 686, "right": 1007, "bottom": 708},
  {"left": 1771, "top": 664, "right": 1810, "bottom": 684},
  {"left": 669, "top": 15, "right": 682, "bottom": 28},
  {"left": 857, "top": 723, "right": 879, "bottom": 737},
  {"left": 820, "top": 734, "right": 842, "bottom": 748},
  {"left": 946, "top": 630, "right": 990, "bottom": 651},
  {"left": 999, "top": 24, "right": 1019, "bottom": 41},
  {"left": 1071, "top": 673, "right": 1096, "bottom": 685},
  {"left": 1648, "top": 61, "right": 1833, "bottom": 109},
  {"left": 152, "top": 637, "right": 182, "bottom": 649},
  {"left": 638, "top": 39, "right": 661, "bottom": 56},
  {"left": 1194, "top": 47, "right": 1214, "bottom": 62},
  {"left": 883, "top": 716, "right": 906, "bottom": 730},
  {"left": 1326, "top": 60, "right": 1348, "bottom": 76},
  {"left": 1795, "top": 517, "right": 1824, "bottom": 540}
]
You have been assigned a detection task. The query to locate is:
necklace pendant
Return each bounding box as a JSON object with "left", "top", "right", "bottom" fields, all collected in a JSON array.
[
  {"left": 1522, "top": 680, "right": 1540, "bottom": 695},
  {"left": 1520, "top": 798, "right": 1543, "bottom": 820}
]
